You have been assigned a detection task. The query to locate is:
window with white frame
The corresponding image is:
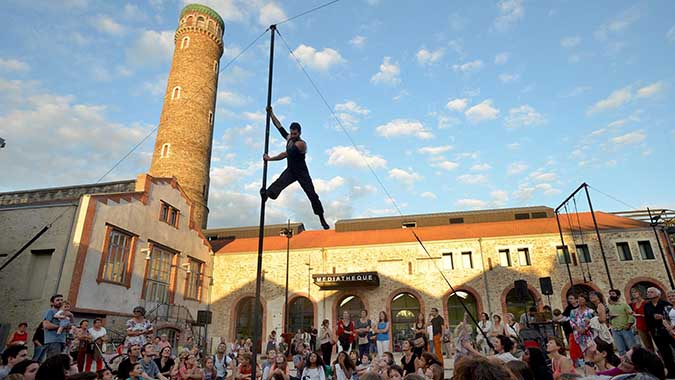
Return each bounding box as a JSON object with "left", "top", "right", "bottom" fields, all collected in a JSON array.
[
  {"left": 442, "top": 252, "right": 454, "bottom": 270},
  {"left": 616, "top": 242, "right": 633, "bottom": 261},
  {"left": 144, "top": 246, "right": 174, "bottom": 303},
  {"left": 100, "top": 228, "right": 134, "bottom": 285},
  {"left": 185, "top": 258, "right": 204, "bottom": 301},
  {"left": 160, "top": 143, "right": 170, "bottom": 158},
  {"left": 171, "top": 86, "right": 181, "bottom": 100},
  {"left": 556, "top": 245, "right": 571, "bottom": 264},
  {"left": 638, "top": 241, "right": 655, "bottom": 260},
  {"left": 518, "top": 248, "right": 531, "bottom": 266},
  {"left": 180, "top": 36, "right": 190, "bottom": 49},
  {"left": 499, "top": 249, "right": 511, "bottom": 267},
  {"left": 461, "top": 251, "right": 473, "bottom": 269}
]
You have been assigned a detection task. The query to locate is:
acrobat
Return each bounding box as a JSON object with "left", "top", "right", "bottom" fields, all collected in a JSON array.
[{"left": 261, "top": 105, "right": 330, "bottom": 230}]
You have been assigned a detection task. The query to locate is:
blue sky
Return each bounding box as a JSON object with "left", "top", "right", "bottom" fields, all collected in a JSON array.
[{"left": 0, "top": 0, "right": 673, "bottom": 229}]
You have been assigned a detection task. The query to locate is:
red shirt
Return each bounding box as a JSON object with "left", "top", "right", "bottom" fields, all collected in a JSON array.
[
  {"left": 9, "top": 331, "right": 28, "bottom": 344},
  {"left": 337, "top": 320, "right": 355, "bottom": 343},
  {"left": 631, "top": 301, "right": 648, "bottom": 332}
]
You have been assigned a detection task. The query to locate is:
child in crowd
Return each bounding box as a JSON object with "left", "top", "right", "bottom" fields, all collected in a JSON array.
[
  {"left": 127, "top": 363, "right": 144, "bottom": 380},
  {"left": 54, "top": 300, "right": 74, "bottom": 335},
  {"left": 356, "top": 353, "right": 371, "bottom": 378},
  {"left": 96, "top": 368, "right": 113, "bottom": 380}
]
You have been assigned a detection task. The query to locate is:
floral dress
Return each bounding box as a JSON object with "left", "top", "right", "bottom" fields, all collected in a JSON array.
[
  {"left": 124, "top": 318, "right": 153, "bottom": 348},
  {"left": 569, "top": 307, "right": 595, "bottom": 353}
]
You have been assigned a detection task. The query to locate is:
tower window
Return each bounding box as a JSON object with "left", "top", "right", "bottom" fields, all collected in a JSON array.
[
  {"left": 197, "top": 16, "right": 205, "bottom": 27},
  {"left": 208, "top": 19, "right": 214, "bottom": 31},
  {"left": 213, "top": 60, "right": 218, "bottom": 73},
  {"left": 208, "top": 111, "right": 214, "bottom": 125},
  {"left": 181, "top": 36, "right": 190, "bottom": 49},
  {"left": 161, "top": 143, "right": 170, "bottom": 158},
  {"left": 186, "top": 15, "right": 194, "bottom": 26},
  {"left": 171, "top": 86, "right": 181, "bottom": 100}
]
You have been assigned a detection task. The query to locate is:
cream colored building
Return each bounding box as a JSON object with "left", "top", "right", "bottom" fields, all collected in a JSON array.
[
  {"left": 0, "top": 174, "right": 213, "bottom": 348},
  {"left": 207, "top": 206, "right": 675, "bottom": 351}
]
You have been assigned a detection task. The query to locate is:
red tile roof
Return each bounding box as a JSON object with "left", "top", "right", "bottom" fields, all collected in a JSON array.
[{"left": 214, "top": 212, "right": 648, "bottom": 254}]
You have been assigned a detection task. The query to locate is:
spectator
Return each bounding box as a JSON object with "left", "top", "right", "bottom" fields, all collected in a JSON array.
[
  {"left": 309, "top": 327, "right": 318, "bottom": 352},
  {"left": 476, "top": 313, "right": 492, "bottom": 355},
  {"left": 31, "top": 324, "right": 45, "bottom": 363},
  {"left": 491, "top": 335, "right": 517, "bottom": 363},
  {"left": 519, "top": 307, "right": 537, "bottom": 330},
  {"left": 568, "top": 294, "right": 594, "bottom": 364},
  {"left": 84, "top": 318, "right": 106, "bottom": 372},
  {"left": 399, "top": 340, "right": 416, "bottom": 376},
  {"left": 522, "top": 347, "right": 552, "bottom": 380},
  {"left": 374, "top": 312, "right": 390, "bottom": 358},
  {"left": 235, "top": 352, "right": 255, "bottom": 380},
  {"left": 267, "top": 353, "right": 289, "bottom": 380},
  {"left": 355, "top": 310, "right": 372, "bottom": 358},
  {"left": 612, "top": 346, "right": 666, "bottom": 380},
  {"left": 319, "top": 319, "right": 335, "bottom": 366},
  {"left": 417, "top": 352, "right": 442, "bottom": 380},
  {"left": 644, "top": 287, "right": 675, "bottom": 378},
  {"left": 203, "top": 356, "right": 217, "bottom": 380},
  {"left": 267, "top": 331, "right": 278, "bottom": 353},
  {"left": 301, "top": 352, "right": 325, "bottom": 380},
  {"left": 42, "top": 294, "right": 67, "bottom": 359},
  {"left": 158, "top": 334, "right": 171, "bottom": 351},
  {"left": 124, "top": 306, "right": 153, "bottom": 349},
  {"left": 333, "top": 351, "right": 355, "bottom": 380},
  {"left": 562, "top": 294, "right": 578, "bottom": 343},
  {"left": 505, "top": 360, "right": 533, "bottom": 380},
  {"left": 212, "top": 343, "right": 231, "bottom": 380},
  {"left": 387, "top": 365, "right": 403, "bottom": 380},
  {"left": 127, "top": 362, "right": 145, "bottom": 380},
  {"left": 452, "top": 355, "right": 515, "bottom": 380},
  {"left": 503, "top": 313, "right": 519, "bottom": 341},
  {"left": 139, "top": 343, "right": 166, "bottom": 380},
  {"left": 35, "top": 353, "right": 75, "bottom": 380},
  {"left": 412, "top": 314, "right": 426, "bottom": 357},
  {"left": 95, "top": 369, "right": 112, "bottom": 380},
  {"left": 428, "top": 308, "right": 444, "bottom": 362},
  {"left": 7, "top": 323, "right": 29, "bottom": 347},
  {"left": 116, "top": 344, "right": 141, "bottom": 380},
  {"left": 546, "top": 336, "right": 574, "bottom": 379},
  {"left": 337, "top": 312, "right": 355, "bottom": 354},
  {"left": 608, "top": 289, "right": 637, "bottom": 356},
  {"left": 630, "top": 288, "right": 654, "bottom": 351},
  {"left": 73, "top": 320, "right": 92, "bottom": 372},
  {"left": 8, "top": 359, "right": 39, "bottom": 380},
  {"left": 0, "top": 345, "right": 29, "bottom": 378},
  {"left": 488, "top": 314, "right": 506, "bottom": 338}
]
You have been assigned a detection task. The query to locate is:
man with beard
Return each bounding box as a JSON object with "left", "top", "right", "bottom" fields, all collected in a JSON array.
[
  {"left": 607, "top": 289, "right": 636, "bottom": 356},
  {"left": 644, "top": 287, "right": 675, "bottom": 378}
]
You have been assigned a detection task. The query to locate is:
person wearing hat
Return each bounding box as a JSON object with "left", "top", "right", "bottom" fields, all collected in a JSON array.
[{"left": 124, "top": 306, "right": 154, "bottom": 349}]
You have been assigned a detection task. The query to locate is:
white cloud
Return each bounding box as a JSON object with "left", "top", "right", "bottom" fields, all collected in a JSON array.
[
  {"left": 420, "top": 192, "right": 437, "bottom": 200},
  {"left": 388, "top": 168, "right": 422, "bottom": 186},
  {"left": 505, "top": 105, "right": 545, "bottom": 128},
  {"left": 529, "top": 171, "right": 557, "bottom": 182},
  {"left": 335, "top": 101, "right": 370, "bottom": 115},
  {"left": 437, "top": 115, "right": 460, "bottom": 129},
  {"left": 611, "top": 130, "right": 646, "bottom": 145},
  {"left": 218, "top": 91, "right": 251, "bottom": 107},
  {"left": 636, "top": 82, "right": 664, "bottom": 98},
  {"left": 334, "top": 101, "right": 369, "bottom": 130},
  {"left": 274, "top": 96, "right": 292, "bottom": 106},
  {"left": 453, "top": 60, "right": 483, "bottom": 73},
  {"left": 465, "top": 99, "right": 499, "bottom": 123},
  {"left": 494, "top": 0, "right": 524, "bottom": 31},
  {"left": 456, "top": 198, "right": 488, "bottom": 209},
  {"left": 126, "top": 30, "right": 174, "bottom": 66},
  {"left": 210, "top": 165, "right": 256, "bottom": 188},
  {"left": 291, "top": 44, "right": 345, "bottom": 71},
  {"left": 491, "top": 190, "right": 509, "bottom": 206},
  {"left": 494, "top": 52, "right": 509, "bottom": 64},
  {"left": 349, "top": 35, "right": 367, "bottom": 47},
  {"left": 507, "top": 162, "right": 528, "bottom": 175},
  {"left": 0, "top": 58, "right": 29, "bottom": 72},
  {"left": 313, "top": 176, "right": 346, "bottom": 194},
  {"left": 560, "top": 36, "right": 581, "bottom": 48},
  {"left": 431, "top": 160, "right": 460, "bottom": 171},
  {"left": 259, "top": 2, "right": 286, "bottom": 26},
  {"left": 471, "top": 163, "right": 492, "bottom": 171},
  {"left": 418, "top": 145, "right": 453, "bottom": 155},
  {"left": 446, "top": 98, "right": 468, "bottom": 112},
  {"left": 668, "top": 26, "right": 675, "bottom": 42},
  {"left": 563, "top": 86, "right": 592, "bottom": 97},
  {"left": 243, "top": 111, "right": 265, "bottom": 122},
  {"left": 93, "top": 15, "right": 126, "bottom": 35},
  {"left": 498, "top": 73, "right": 519, "bottom": 83},
  {"left": 587, "top": 87, "right": 631, "bottom": 114},
  {"left": 326, "top": 146, "right": 386, "bottom": 169},
  {"left": 375, "top": 119, "right": 433, "bottom": 139},
  {"left": 371, "top": 57, "right": 401, "bottom": 85},
  {"left": 416, "top": 48, "right": 445, "bottom": 65},
  {"left": 457, "top": 174, "right": 488, "bottom": 184},
  {"left": 141, "top": 75, "right": 167, "bottom": 96},
  {"left": 181, "top": 0, "right": 246, "bottom": 23},
  {"left": 595, "top": 5, "right": 641, "bottom": 40}
]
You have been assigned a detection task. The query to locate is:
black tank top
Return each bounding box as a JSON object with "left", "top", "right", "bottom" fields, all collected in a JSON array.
[{"left": 286, "top": 138, "right": 307, "bottom": 170}]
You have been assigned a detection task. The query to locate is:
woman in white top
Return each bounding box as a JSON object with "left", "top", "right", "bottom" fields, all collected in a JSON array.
[
  {"left": 332, "top": 351, "right": 355, "bottom": 380},
  {"left": 302, "top": 352, "right": 326, "bottom": 380},
  {"left": 84, "top": 318, "right": 107, "bottom": 372},
  {"left": 663, "top": 290, "right": 675, "bottom": 337},
  {"left": 476, "top": 312, "right": 492, "bottom": 355},
  {"left": 319, "top": 319, "right": 335, "bottom": 367}
]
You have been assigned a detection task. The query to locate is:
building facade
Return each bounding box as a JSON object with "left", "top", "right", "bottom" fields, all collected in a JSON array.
[
  {"left": 208, "top": 207, "right": 675, "bottom": 351},
  {"left": 0, "top": 175, "right": 213, "bottom": 348}
]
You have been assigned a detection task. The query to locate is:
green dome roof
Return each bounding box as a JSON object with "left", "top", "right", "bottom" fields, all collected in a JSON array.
[{"left": 180, "top": 3, "right": 225, "bottom": 30}]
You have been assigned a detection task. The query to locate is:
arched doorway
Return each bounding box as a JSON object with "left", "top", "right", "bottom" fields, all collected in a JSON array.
[
  {"left": 391, "top": 292, "right": 420, "bottom": 352},
  {"left": 288, "top": 296, "right": 314, "bottom": 333},
  {"left": 337, "top": 295, "right": 364, "bottom": 320},
  {"left": 505, "top": 288, "right": 536, "bottom": 321},
  {"left": 566, "top": 284, "right": 594, "bottom": 299},
  {"left": 235, "top": 297, "right": 263, "bottom": 341},
  {"left": 630, "top": 281, "right": 665, "bottom": 300},
  {"left": 447, "top": 291, "right": 478, "bottom": 330}
]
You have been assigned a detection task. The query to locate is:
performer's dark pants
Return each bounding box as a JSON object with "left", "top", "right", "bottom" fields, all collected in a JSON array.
[{"left": 267, "top": 167, "right": 324, "bottom": 215}]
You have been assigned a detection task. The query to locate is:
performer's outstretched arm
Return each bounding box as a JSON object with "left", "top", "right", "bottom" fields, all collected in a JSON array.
[
  {"left": 266, "top": 106, "right": 288, "bottom": 139},
  {"left": 263, "top": 152, "right": 288, "bottom": 162}
]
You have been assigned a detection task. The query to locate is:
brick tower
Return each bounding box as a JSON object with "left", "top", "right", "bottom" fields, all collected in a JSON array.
[{"left": 149, "top": 4, "right": 224, "bottom": 229}]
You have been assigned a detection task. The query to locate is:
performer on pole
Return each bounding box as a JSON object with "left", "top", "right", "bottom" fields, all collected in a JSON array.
[{"left": 261, "top": 105, "right": 330, "bottom": 230}]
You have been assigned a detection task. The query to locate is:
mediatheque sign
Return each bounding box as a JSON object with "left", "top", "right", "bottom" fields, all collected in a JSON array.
[{"left": 312, "top": 271, "right": 379, "bottom": 289}]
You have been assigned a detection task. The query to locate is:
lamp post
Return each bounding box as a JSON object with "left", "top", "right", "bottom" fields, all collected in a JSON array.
[{"left": 281, "top": 220, "right": 293, "bottom": 334}]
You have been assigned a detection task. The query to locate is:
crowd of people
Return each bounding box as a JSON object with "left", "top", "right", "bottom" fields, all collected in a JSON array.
[{"left": 5, "top": 286, "right": 675, "bottom": 380}]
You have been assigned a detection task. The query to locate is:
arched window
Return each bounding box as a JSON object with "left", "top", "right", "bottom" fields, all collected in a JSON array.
[
  {"left": 208, "top": 111, "right": 214, "bottom": 125},
  {"left": 197, "top": 16, "right": 205, "bottom": 28},
  {"left": 505, "top": 287, "right": 536, "bottom": 321},
  {"left": 631, "top": 281, "right": 665, "bottom": 300},
  {"left": 288, "top": 296, "right": 313, "bottom": 333},
  {"left": 391, "top": 292, "right": 420, "bottom": 352},
  {"left": 208, "top": 19, "right": 214, "bottom": 31},
  {"left": 186, "top": 15, "right": 194, "bottom": 26},
  {"left": 447, "top": 291, "right": 478, "bottom": 330},
  {"left": 171, "top": 86, "right": 181, "bottom": 100},
  {"left": 213, "top": 60, "right": 218, "bottom": 73},
  {"left": 337, "top": 295, "right": 364, "bottom": 321},
  {"left": 160, "top": 143, "right": 170, "bottom": 158},
  {"left": 181, "top": 36, "right": 190, "bottom": 49},
  {"left": 235, "top": 297, "right": 263, "bottom": 341},
  {"left": 566, "top": 284, "right": 594, "bottom": 299}
]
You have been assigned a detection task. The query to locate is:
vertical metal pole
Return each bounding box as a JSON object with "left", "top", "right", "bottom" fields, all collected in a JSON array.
[
  {"left": 555, "top": 212, "right": 574, "bottom": 286},
  {"left": 284, "top": 219, "right": 291, "bottom": 334},
  {"left": 252, "top": 24, "right": 276, "bottom": 380},
  {"left": 648, "top": 208, "right": 675, "bottom": 289},
  {"left": 584, "top": 184, "right": 613, "bottom": 288}
]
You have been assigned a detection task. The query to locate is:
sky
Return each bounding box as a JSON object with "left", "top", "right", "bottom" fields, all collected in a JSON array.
[{"left": 0, "top": 0, "right": 674, "bottom": 229}]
